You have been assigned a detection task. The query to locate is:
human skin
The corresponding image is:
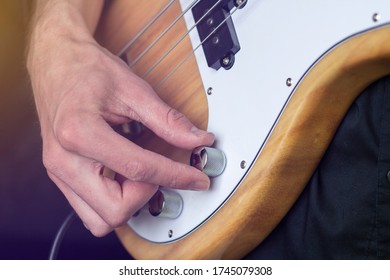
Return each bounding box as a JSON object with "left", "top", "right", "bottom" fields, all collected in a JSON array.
[{"left": 27, "top": 0, "right": 214, "bottom": 237}]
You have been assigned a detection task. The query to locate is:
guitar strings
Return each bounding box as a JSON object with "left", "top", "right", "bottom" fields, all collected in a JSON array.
[
  {"left": 116, "top": 0, "right": 177, "bottom": 57},
  {"left": 115, "top": 0, "right": 200, "bottom": 134},
  {"left": 116, "top": 0, "right": 201, "bottom": 60},
  {"left": 154, "top": 4, "right": 242, "bottom": 90},
  {"left": 116, "top": 0, "right": 244, "bottom": 90},
  {"left": 140, "top": 0, "right": 225, "bottom": 79},
  {"left": 128, "top": 0, "right": 201, "bottom": 69},
  {"left": 117, "top": 0, "right": 220, "bottom": 74}
]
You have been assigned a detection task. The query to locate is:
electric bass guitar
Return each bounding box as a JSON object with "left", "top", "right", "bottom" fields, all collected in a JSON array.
[{"left": 96, "top": 0, "right": 390, "bottom": 259}]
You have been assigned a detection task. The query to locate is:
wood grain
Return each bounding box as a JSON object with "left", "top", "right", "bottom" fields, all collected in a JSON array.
[
  {"left": 96, "top": 0, "right": 208, "bottom": 163},
  {"left": 96, "top": 1, "right": 390, "bottom": 259}
]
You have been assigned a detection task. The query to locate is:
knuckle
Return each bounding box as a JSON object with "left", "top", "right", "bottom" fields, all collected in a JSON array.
[
  {"left": 123, "top": 160, "right": 148, "bottom": 182},
  {"left": 166, "top": 164, "right": 185, "bottom": 189},
  {"left": 168, "top": 176, "right": 179, "bottom": 189},
  {"left": 42, "top": 151, "right": 56, "bottom": 173},
  {"left": 42, "top": 145, "right": 61, "bottom": 174},
  {"left": 160, "top": 108, "right": 190, "bottom": 141},
  {"left": 166, "top": 108, "right": 186, "bottom": 127},
  {"left": 55, "top": 115, "right": 84, "bottom": 151},
  {"left": 104, "top": 205, "right": 130, "bottom": 229},
  {"left": 45, "top": 170, "right": 58, "bottom": 185},
  {"left": 105, "top": 217, "right": 125, "bottom": 229},
  {"left": 163, "top": 163, "right": 179, "bottom": 188},
  {"left": 88, "top": 223, "right": 113, "bottom": 237}
]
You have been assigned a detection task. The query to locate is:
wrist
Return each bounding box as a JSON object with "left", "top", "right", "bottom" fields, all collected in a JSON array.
[{"left": 27, "top": 0, "right": 102, "bottom": 73}]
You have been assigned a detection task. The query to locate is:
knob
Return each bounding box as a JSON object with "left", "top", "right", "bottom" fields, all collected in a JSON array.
[
  {"left": 148, "top": 189, "right": 183, "bottom": 219},
  {"left": 190, "top": 146, "right": 226, "bottom": 177}
]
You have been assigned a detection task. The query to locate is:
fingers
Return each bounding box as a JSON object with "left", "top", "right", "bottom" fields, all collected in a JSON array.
[
  {"left": 31, "top": 33, "right": 217, "bottom": 239},
  {"left": 141, "top": 102, "right": 215, "bottom": 149},
  {"left": 54, "top": 113, "right": 211, "bottom": 190},
  {"left": 48, "top": 172, "right": 112, "bottom": 237},
  {"left": 45, "top": 144, "right": 158, "bottom": 236},
  {"left": 115, "top": 72, "right": 215, "bottom": 150}
]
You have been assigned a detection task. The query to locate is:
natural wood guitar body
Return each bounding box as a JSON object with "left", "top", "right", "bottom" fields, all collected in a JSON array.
[
  {"left": 96, "top": 0, "right": 208, "bottom": 164},
  {"left": 96, "top": 0, "right": 390, "bottom": 259}
]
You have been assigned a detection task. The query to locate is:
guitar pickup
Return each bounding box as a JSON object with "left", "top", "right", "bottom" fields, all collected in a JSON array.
[{"left": 192, "top": 0, "right": 246, "bottom": 70}]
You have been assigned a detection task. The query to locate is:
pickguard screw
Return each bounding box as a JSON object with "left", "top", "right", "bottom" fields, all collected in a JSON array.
[
  {"left": 220, "top": 52, "right": 235, "bottom": 70},
  {"left": 222, "top": 56, "right": 231, "bottom": 66},
  {"left": 235, "top": 0, "right": 247, "bottom": 8},
  {"left": 240, "top": 160, "right": 247, "bottom": 169},
  {"left": 207, "top": 18, "right": 214, "bottom": 25},
  {"left": 372, "top": 13, "right": 381, "bottom": 22},
  {"left": 207, "top": 87, "right": 213, "bottom": 95},
  {"left": 286, "top": 78, "right": 293, "bottom": 87},
  {"left": 168, "top": 230, "right": 173, "bottom": 238},
  {"left": 212, "top": 36, "right": 220, "bottom": 45}
]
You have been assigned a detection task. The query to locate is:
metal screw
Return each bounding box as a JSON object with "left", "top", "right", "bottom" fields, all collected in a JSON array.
[
  {"left": 207, "top": 18, "right": 214, "bottom": 25},
  {"left": 286, "top": 78, "right": 293, "bottom": 87},
  {"left": 235, "top": 0, "right": 247, "bottom": 8},
  {"left": 222, "top": 56, "right": 231, "bottom": 66},
  {"left": 168, "top": 230, "right": 173, "bottom": 238},
  {"left": 207, "top": 87, "right": 213, "bottom": 95},
  {"left": 212, "top": 36, "right": 220, "bottom": 45},
  {"left": 221, "top": 53, "right": 235, "bottom": 70},
  {"left": 240, "top": 160, "right": 247, "bottom": 169},
  {"left": 373, "top": 13, "right": 381, "bottom": 22}
]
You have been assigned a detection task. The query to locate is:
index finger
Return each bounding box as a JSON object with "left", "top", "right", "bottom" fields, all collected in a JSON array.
[{"left": 57, "top": 114, "right": 211, "bottom": 191}]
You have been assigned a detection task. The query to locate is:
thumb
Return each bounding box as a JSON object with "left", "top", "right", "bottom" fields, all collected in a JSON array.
[
  {"left": 143, "top": 101, "right": 215, "bottom": 149},
  {"left": 118, "top": 72, "right": 215, "bottom": 149}
]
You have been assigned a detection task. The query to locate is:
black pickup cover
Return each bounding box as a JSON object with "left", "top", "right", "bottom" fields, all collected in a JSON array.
[{"left": 192, "top": 0, "right": 241, "bottom": 70}]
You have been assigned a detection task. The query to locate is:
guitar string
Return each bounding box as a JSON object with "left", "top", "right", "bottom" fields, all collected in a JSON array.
[
  {"left": 140, "top": 0, "right": 225, "bottom": 79},
  {"left": 116, "top": 0, "right": 243, "bottom": 90},
  {"left": 128, "top": 0, "right": 201, "bottom": 68},
  {"left": 116, "top": 0, "right": 177, "bottom": 57},
  {"left": 154, "top": 4, "right": 243, "bottom": 90},
  {"left": 116, "top": 0, "right": 200, "bottom": 134}
]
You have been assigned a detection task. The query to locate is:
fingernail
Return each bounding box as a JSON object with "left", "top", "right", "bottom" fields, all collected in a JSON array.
[
  {"left": 191, "top": 126, "right": 215, "bottom": 140},
  {"left": 189, "top": 179, "right": 210, "bottom": 191},
  {"left": 191, "top": 126, "right": 202, "bottom": 134}
]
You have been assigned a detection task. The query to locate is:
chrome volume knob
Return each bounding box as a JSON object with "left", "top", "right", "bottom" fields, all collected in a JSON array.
[
  {"left": 148, "top": 189, "right": 183, "bottom": 219},
  {"left": 190, "top": 146, "right": 227, "bottom": 177}
]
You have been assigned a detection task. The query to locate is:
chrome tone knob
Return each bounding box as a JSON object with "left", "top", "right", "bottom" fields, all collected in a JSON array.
[
  {"left": 190, "top": 146, "right": 227, "bottom": 177},
  {"left": 148, "top": 189, "right": 183, "bottom": 219}
]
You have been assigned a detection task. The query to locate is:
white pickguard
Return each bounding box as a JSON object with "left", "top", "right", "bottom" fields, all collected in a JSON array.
[{"left": 128, "top": 0, "right": 390, "bottom": 243}]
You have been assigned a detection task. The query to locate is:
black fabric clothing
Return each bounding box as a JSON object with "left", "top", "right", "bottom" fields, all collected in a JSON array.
[{"left": 245, "top": 76, "right": 390, "bottom": 259}]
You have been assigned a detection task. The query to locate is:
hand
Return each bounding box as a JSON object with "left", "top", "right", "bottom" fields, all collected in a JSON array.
[{"left": 27, "top": 2, "right": 214, "bottom": 237}]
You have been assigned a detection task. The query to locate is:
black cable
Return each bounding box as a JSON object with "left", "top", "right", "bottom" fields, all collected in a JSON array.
[{"left": 48, "top": 210, "right": 77, "bottom": 260}]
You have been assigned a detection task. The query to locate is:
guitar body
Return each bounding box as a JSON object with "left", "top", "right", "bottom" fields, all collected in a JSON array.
[{"left": 96, "top": 0, "right": 390, "bottom": 259}]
